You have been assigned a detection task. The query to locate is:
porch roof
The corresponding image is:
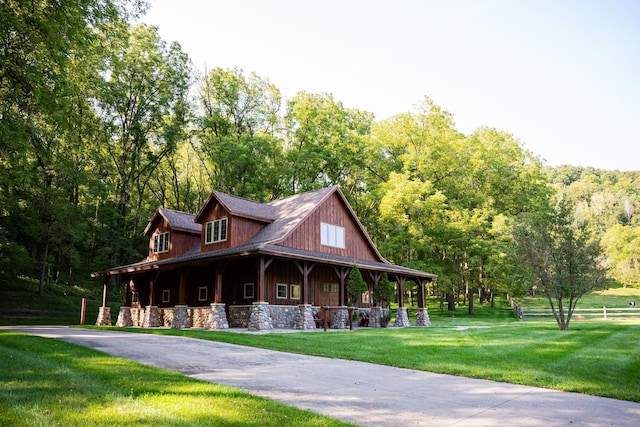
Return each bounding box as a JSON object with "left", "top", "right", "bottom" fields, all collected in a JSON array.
[{"left": 91, "top": 242, "right": 437, "bottom": 282}]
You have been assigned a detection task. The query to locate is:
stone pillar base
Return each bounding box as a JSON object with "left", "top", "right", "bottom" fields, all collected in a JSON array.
[
  {"left": 295, "top": 304, "right": 315, "bottom": 330},
  {"left": 208, "top": 303, "right": 229, "bottom": 330},
  {"left": 369, "top": 306, "right": 383, "bottom": 328},
  {"left": 95, "top": 306, "right": 112, "bottom": 326},
  {"left": 394, "top": 307, "right": 410, "bottom": 328},
  {"left": 416, "top": 307, "right": 431, "bottom": 326},
  {"left": 171, "top": 305, "right": 190, "bottom": 329},
  {"left": 141, "top": 306, "right": 161, "bottom": 328},
  {"left": 248, "top": 302, "right": 272, "bottom": 331},
  {"left": 331, "top": 307, "right": 349, "bottom": 329},
  {"left": 115, "top": 306, "right": 133, "bottom": 327}
]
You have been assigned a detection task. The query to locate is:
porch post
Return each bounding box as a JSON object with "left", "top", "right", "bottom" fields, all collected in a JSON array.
[
  {"left": 416, "top": 278, "right": 431, "bottom": 327},
  {"left": 257, "top": 256, "right": 273, "bottom": 303},
  {"left": 334, "top": 266, "right": 350, "bottom": 307},
  {"left": 369, "top": 271, "right": 383, "bottom": 328},
  {"left": 394, "top": 275, "right": 410, "bottom": 327},
  {"left": 178, "top": 268, "right": 188, "bottom": 305},
  {"left": 295, "top": 261, "right": 314, "bottom": 305},
  {"left": 214, "top": 262, "right": 228, "bottom": 304}
]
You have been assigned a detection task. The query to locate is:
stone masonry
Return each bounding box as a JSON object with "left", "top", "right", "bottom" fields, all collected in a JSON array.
[
  {"left": 295, "top": 304, "right": 316, "bottom": 330},
  {"left": 141, "top": 305, "right": 162, "bottom": 328},
  {"left": 208, "top": 303, "right": 229, "bottom": 330},
  {"left": 95, "top": 306, "right": 112, "bottom": 326},
  {"left": 416, "top": 307, "right": 431, "bottom": 326},
  {"left": 331, "top": 307, "right": 349, "bottom": 329},
  {"left": 171, "top": 305, "right": 190, "bottom": 329},
  {"left": 248, "top": 302, "right": 273, "bottom": 331},
  {"left": 115, "top": 306, "right": 133, "bottom": 327},
  {"left": 394, "top": 307, "right": 410, "bottom": 327}
]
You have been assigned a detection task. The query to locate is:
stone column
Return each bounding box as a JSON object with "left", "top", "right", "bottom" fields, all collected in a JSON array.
[
  {"left": 295, "top": 304, "right": 316, "bottom": 330},
  {"left": 141, "top": 306, "right": 161, "bottom": 328},
  {"left": 331, "top": 307, "right": 349, "bottom": 329},
  {"left": 95, "top": 306, "right": 112, "bottom": 326},
  {"left": 208, "top": 303, "right": 229, "bottom": 330},
  {"left": 115, "top": 306, "right": 133, "bottom": 327},
  {"left": 394, "top": 307, "right": 410, "bottom": 327},
  {"left": 369, "top": 306, "right": 383, "bottom": 328},
  {"left": 416, "top": 307, "right": 431, "bottom": 326},
  {"left": 248, "top": 302, "right": 273, "bottom": 331},
  {"left": 171, "top": 305, "right": 191, "bottom": 329}
]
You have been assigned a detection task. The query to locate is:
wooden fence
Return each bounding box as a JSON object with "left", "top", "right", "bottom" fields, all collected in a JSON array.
[{"left": 521, "top": 306, "right": 640, "bottom": 321}]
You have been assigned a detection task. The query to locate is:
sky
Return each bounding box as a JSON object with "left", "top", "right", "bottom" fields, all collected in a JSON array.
[{"left": 141, "top": 0, "right": 640, "bottom": 171}]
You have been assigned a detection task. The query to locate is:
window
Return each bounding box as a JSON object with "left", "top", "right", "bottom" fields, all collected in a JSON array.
[
  {"left": 320, "top": 283, "right": 339, "bottom": 293},
  {"left": 198, "top": 286, "right": 208, "bottom": 302},
  {"left": 131, "top": 292, "right": 139, "bottom": 304},
  {"left": 362, "top": 290, "right": 371, "bottom": 304},
  {"left": 244, "top": 283, "right": 254, "bottom": 299},
  {"left": 320, "top": 222, "right": 345, "bottom": 249},
  {"left": 205, "top": 218, "right": 228, "bottom": 244},
  {"left": 276, "top": 283, "right": 288, "bottom": 299},
  {"left": 162, "top": 289, "right": 170, "bottom": 303},
  {"left": 153, "top": 232, "right": 170, "bottom": 253},
  {"left": 290, "top": 284, "right": 301, "bottom": 300}
]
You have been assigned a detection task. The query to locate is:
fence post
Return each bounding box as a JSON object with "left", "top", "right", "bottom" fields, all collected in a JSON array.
[
  {"left": 80, "top": 297, "right": 87, "bottom": 325},
  {"left": 603, "top": 306, "right": 607, "bottom": 320}
]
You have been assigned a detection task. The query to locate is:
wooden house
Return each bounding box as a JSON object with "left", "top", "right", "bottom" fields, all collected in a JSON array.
[{"left": 92, "top": 186, "right": 437, "bottom": 330}]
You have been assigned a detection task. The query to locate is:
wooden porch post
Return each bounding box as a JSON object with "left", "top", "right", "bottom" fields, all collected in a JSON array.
[
  {"left": 334, "top": 266, "right": 350, "bottom": 306},
  {"left": 257, "top": 256, "right": 273, "bottom": 303},
  {"left": 295, "top": 261, "right": 314, "bottom": 305},
  {"left": 214, "top": 262, "right": 228, "bottom": 304},
  {"left": 102, "top": 275, "right": 112, "bottom": 307},
  {"left": 149, "top": 271, "right": 160, "bottom": 307},
  {"left": 396, "top": 275, "right": 406, "bottom": 308},
  {"left": 178, "top": 268, "right": 188, "bottom": 305},
  {"left": 416, "top": 278, "right": 425, "bottom": 309}
]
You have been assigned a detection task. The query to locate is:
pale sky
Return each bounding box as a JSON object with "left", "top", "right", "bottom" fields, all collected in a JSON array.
[{"left": 141, "top": 0, "right": 640, "bottom": 171}]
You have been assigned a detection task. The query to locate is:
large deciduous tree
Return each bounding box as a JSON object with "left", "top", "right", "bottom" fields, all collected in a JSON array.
[
  {"left": 512, "top": 200, "right": 606, "bottom": 330},
  {"left": 96, "top": 24, "right": 191, "bottom": 264}
]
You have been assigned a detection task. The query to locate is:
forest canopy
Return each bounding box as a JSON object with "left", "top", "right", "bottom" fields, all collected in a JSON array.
[{"left": 2, "top": 0, "right": 639, "bottom": 304}]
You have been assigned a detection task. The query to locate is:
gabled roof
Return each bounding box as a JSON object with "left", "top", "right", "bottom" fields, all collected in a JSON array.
[
  {"left": 194, "top": 191, "right": 276, "bottom": 224},
  {"left": 143, "top": 208, "right": 200, "bottom": 236}
]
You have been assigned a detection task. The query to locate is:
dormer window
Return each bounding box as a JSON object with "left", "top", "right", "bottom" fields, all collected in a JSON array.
[
  {"left": 153, "top": 232, "right": 170, "bottom": 253},
  {"left": 205, "top": 218, "right": 228, "bottom": 244}
]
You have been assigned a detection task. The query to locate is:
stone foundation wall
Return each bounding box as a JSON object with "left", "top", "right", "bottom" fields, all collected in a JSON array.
[
  {"left": 229, "top": 305, "right": 252, "bottom": 328},
  {"left": 190, "top": 307, "right": 211, "bottom": 328}
]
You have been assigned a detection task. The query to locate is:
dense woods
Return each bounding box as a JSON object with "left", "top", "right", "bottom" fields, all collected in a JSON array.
[{"left": 2, "top": 0, "right": 639, "bottom": 309}]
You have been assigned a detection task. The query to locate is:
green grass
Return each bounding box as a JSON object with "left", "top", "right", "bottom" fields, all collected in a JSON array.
[
  {"left": 517, "top": 283, "right": 640, "bottom": 309},
  {"left": 0, "top": 332, "right": 351, "bottom": 427},
  {"left": 0, "top": 277, "right": 119, "bottom": 326}
]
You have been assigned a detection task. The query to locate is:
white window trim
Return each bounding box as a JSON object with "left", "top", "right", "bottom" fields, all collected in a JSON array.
[
  {"left": 153, "top": 232, "right": 170, "bottom": 254},
  {"left": 162, "top": 289, "right": 170, "bottom": 303},
  {"left": 244, "top": 283, "right": 255, "bottom": 299},
  {"left": 205, "top": 218, "right": 228, "bottom": 244},
  {"left": 198, "top": 286, "right": 208, "bottom": 302},
  {"left": 320, "top": 222, "right": 345, "bottom": 249},
  {"left": 276, "top": 283, "right": 288, "bottom": 299}
]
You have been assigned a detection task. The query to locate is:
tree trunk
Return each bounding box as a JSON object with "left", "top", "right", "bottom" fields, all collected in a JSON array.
[{"left": 468, "top": 290, "right": 474, "bottom": 315}]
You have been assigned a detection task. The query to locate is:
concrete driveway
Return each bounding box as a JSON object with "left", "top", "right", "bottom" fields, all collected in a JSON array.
[{"left": 4, "top": 326, "right": 639, "bottom": 426}]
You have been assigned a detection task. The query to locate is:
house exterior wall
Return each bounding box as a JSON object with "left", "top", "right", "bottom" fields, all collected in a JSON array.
[
  {"left": 147, "top": 218, "right": 199, "bottom": 261},
  {"left": 198, "top": 203, "right": 267, "bottom": 253},
  {"left": 279, "top": 193, "right": 379, "bottom": 262}
]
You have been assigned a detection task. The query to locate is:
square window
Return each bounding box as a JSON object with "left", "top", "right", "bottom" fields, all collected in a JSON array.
[
  {"left": 290, "top": 284, "right": 301, "bottom": 300},
  {"left": 362, "top": 290, "right": 371, "bottom": 304},
  {"left": 244, "top": 283, "right": 254, "bottom": 299},
  {"left": 276, "top": 283, "right": 288, "bottom": 299},
  {"left": 320, "top": 222, "right": 345, "bottom": 249},
  {"left": 198, "top": 286, "right": 208, "bottom": 301},
  {"left": 162, "top": 289, "right": 170, "bottom": 303}
]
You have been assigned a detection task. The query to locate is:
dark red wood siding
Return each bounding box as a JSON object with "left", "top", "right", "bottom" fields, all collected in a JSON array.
[
  {"left": 199, "top": 203, "right": 266, "bottom": 252},
  {"left": 148, "top": 220, "right": 199, "bottom": 261},
  {"left": 279, "top": 193, "right": 379, "bottom": 262}
]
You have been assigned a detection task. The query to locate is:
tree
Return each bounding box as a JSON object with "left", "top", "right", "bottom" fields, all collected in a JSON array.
[
  {"left": 346, "top": 265, "right": 367, "bottom": 306},
  {"left": 512, "top": 200, "right": 606, "bottom": 330},
  {"left": 373, "top": 272, "right": 394, "bottom": 308},
  {"left": 602, "top": 224, "right": 640, "bottom": 288}
]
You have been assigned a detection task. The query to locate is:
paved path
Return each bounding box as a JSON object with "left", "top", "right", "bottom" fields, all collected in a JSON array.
[{"left": 4, "top": 326, "right": 640, "bottom": 426}]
